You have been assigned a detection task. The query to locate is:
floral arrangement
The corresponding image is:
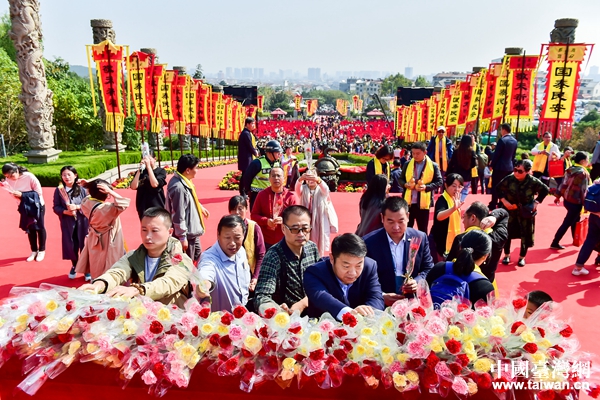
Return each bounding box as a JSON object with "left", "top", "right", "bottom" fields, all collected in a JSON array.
[
  {"left": 0, "top": 284, "right": 598, "bottom": 399},
  {"left": 337, "top": 182, "right": 367, "bottom": 193},
  {"left": 218, "top": 170, "right": 242, "bottom": 191}
]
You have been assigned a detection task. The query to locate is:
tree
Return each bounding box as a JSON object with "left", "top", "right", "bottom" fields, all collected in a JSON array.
[
  {"left": 267, "top": 90, "right": 293, "bottom": 112},
  {"left": 0, "top": 14, "right": 16, "bottom": 62},
  {"left": 579, "top": 109, "right": 600, "bottom": 123},
  {"left": 193, "top": 64, "right": 205, "bottom": 79},
  {"left": 380, "top": 73, "right": 413, "bottom": 96},
  {"left": 301, "top": 89, "right": 349, "bottom": 106},
  {"left": 414, "top": 75, "right": 431, "bottom": 87},
  {"left": 0, "top": 47, "right": 27, "bottom": 154}
]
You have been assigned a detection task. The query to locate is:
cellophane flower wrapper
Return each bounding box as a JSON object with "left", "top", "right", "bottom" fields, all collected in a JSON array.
[{"left": 0, "top": 285, "right": 599, "bottom": 398}]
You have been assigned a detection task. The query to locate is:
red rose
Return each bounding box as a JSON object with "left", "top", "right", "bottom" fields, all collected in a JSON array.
[
  {"left": 309, "top": 349, "right": 325, "bottom": 361},
  {"left": 191, "top": 326, "right": 199, "bottom": 337},
  {"left": 258, "top": 325, "right": 269, "bottom": 338},
  {"left": 266, "top": 355, "right": 279, "bottom": 370},
  {"left": 220, "top": 312, "right": 234, "bottom": 326},
  {"left": 457, "top": 303, "right": 469, "bottom": 312},
  {"left": 57, "top": 333, "right": 73, "bottom": 343},
  {"left": 314, "top": 370, "right": 327, "bottom": 384},
  {"left": 219, "top": 335, "right": 232, "bottom": 348},
  {"left": 288, "top": 324, "right": 302, "bottom": 334},
  {"left": 560, "top": 325, "right": 573, "bottom": 338},
  {"left": 342, "top": 312, "right": 358, "bottom": 327},
  {"left": 455, "top": 354, "right": 470, "bottom": 367},
  {"left": 294, "top": 354, "right": 306, "bottom": 363},
  {"left": 82, "top": 315, "right": 99, "bottom": 324},
  {"left": 360, "top": 365, "right": 373, "bottom": 377},
  {"left": 325, "top": 337, "right": 334, "bottom": 348},
  {"left": 266, "top": 340, "right": 278, "bottom": 351},
  {"left": 232, "top": 305, "right": 247, "bottom": 319},
  {"left": 342, "top": 361, "right": 360, "bottom": 376},
  {"left": 588, "top": 386, "right": 600, "bottom": 398},
  {"left": 448, "top": 362, "right": 463, "bottom": 375},
  {"left": 241, "top": 348, "right": 253, "bottom": 358},
  {"left": 153, "top": 362, "right": 165, "bottom": 377},
  {"left": 536, "top": 327, "right": 546, "bottom": 338},
  {"left": 426, "top": 351, "right": 440, "bottom": 367},
  {"left": 340, "top": 340, "right": 353, "bottom": 352},
  {"left": 125, "top": 311, "right": 131, "bottom": 319},
  {"left": 551, "top": 345, "right": 565, "bottom": 353},
  {"left": 263, "top": 308, "right": 276, "bottom": 319},
  {"left": 149, "top": 320, "right": 164, "bottom": 334},
  {"left": 523, "top": 343, "right": 538, "bottom": 354},
  {"left": 411, "top": 306, "right": 426, "bottom": 317},
  {"left": 510, "top": 321, "right": 525, "bottom": 334},
  {"left": 538, "top": 390, "right": 556, "bottom": 400},
  {"left": 171, "top": 253, "right": 183, "bottom": 264},
  {"left": 106, "top": 308, "right": 118, "bottom": 321},
  {"left": 512, "top": 298, "right": 527, "bottom": 310},
  {"left": 135, "top": 337, "right": 144, "bottom": 345},
  {"left": 396, "top": 332, "right": 406, "bottom": 345},
  {"left": 325, "top": 355, "right": 339, "bottom": 366},
  {"left": 423, "top": 366, "right": 439, "bottom": 388},
  {"left": 66, "top": 301, "right": 75, "bottom": 312},
  {"left": 445, "top": 338, "right": 462, "bottom": 355},
  {"left": 198, "top": 308, "right": 210, "bottom": 319},
  {"left": 406, "top": 358, "right": 422, "bottom": 370},
  {"left": 477, "top": 373, "right": 492, "bottom": 389},
  {"left": 209, "top": 333, "right": 220, "bottom": 347},
  {"left": 493, "top": 376, "right": 508, "bottom": 393},
  {"left": 333, "top": 349, "right": 348, "bottom": 362},
  {"left": 333, "top": 328, "right": 347, "bottom": 337},
  {"left": 225, "top": 358, "right": 238, "bottom": 372}
]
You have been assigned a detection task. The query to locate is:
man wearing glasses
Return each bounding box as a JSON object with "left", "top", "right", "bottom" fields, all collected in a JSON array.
[{"left": 254, "top": 205, "right": 320, "bottom": 316}]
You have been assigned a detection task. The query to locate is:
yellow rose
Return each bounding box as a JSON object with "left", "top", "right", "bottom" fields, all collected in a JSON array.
[
  {"left": 531, "top": 352, "right": 547, "bottom": 364},
  {"left": 406, "top": 370, "right": 419, "bottom": 383},
  {"left": 309, "top": 331, "right": 322, "bottom": 346},
  {"left": 355, "top": 345, "right": 366, "bottom": 356},
  {"left": 131, "top": 306, "right": 147, "bottom": 319},
  {"left": 217, "top": 325, "right": 229, "bottom": 335},
  {"left": 382, "top": 355, "right": 394, "bottom": 366},
  {"left": 180, "top": 344, "right": 196, "bottom": 362},
  {"left": 282, "top": 357, "right": 296, "bottom": 370},
  {"left": 520, "top": 330, "right": 536, "bottom": 343},
  {"left": 198, "top": 339, "right": 209, "bottom": 353},
  {"left": 361, "top": 327, "right": 374, "bottom": 336},
  {"left": 174, "top": 340, "right": 185, "bottom": 350},
  {"left": 480, "top": 342, "right": 492, "bottom": 351},
  {"left": 472, "top": 325, "right": 487, "bottom": 338},
  {"left": 381, "top": 346, "right": 391, "bottom": 356},
  {"left": 56, "top": 317, "right": 74, "bottom": 334},
  {"left": 17, "top": 314, "right": 29, "bottom": 324},
  {"left": 397, "top": 353, "right": 409, "bottom": 363},
  {"left": 383, "top": 319, "right": 394, "bottom": 330},
  {"left": 68, "top": 341, "right": 81, "bottom": 355},
  {"left": 122, "top": 320, "right": 138, "bottom": 335},
  {"left": 538, "top": 339, "right": 553, "bottom": 349},
  {"left": 274, "top": 312, "right": 290, "bottom": 328},
  {"left": 244, "top": 335, "right": 262, "bottom": 353},
  {"left": 367, "top": 339, "right": 378, "bottom": 347},
  {"left": 86, "top": 343, "right": 98, "bottom": 353},
  {"left": 464, "top": 341, "right": 475, "bottom": 353},
  {"left": 489, "top": 316, "right": 504, "bottom": 326},
  {"left": 188, "top": 353, "right": 201, "bottom": 369},
  {"left": 157, "top": 308, "right": 171, "bottom": 321},
  {"left": 0, "top": 318, "right": 4, "bottom": 328},
  {"left": 393, "top": 372, "right": 408, "bottom": 388},
  {"left": 46, "top": 300, "right": 58, "bottom": 312},
  {"left": 201, "top": 323, "right": 214, "bottom": 335},
  {"left": 447, "top": 326, "right": 462, "bottom": 340},
  {"left": 467, "top": 381, "right": 478, "bottom": 395},
  {"left": 473, "top": 358, "right": 492, "bottom": 373},
  {"left": 490, "top": 325, "right": 506, "bottom": 337},
  {"left": 462, "top": 331, "right": 474, "bottom": 342},
  {"left": 365, "top": 346, "right": 375, "bottom": 357},
  {"left": 209, "top": 313, "right": 221, "bottom": 322},
  {"left": 381, "top": 328, "right": 388, "bottom": 336},
  {"left": 466, "top": 351, "right": 477, "bottom": 362},
  {"left": 430, "top": 338, "right": 443, "bottom": 353},
  {"left": 14, "top": 324, "right": 26, "bottom": 334}
]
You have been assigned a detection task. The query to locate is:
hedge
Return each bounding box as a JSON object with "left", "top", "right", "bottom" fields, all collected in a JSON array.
[{"left": 1, "top": 148, "right": 238, "bottom": 187}]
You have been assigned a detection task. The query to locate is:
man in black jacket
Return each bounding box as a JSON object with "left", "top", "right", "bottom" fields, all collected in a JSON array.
[
  {"left": 489, "top": 124, "right": 517, "bottom": 209},
  {"left": 238, "top": 117, "right": 259, "bottom": 174},
  {"left": 446, "top": 201, "right": 508, "bottom": 283}
]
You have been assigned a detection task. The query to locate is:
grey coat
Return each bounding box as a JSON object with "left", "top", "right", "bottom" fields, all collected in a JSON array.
[
  {"left": 52, "top": 186, "right": 89, "bottom": 261},
  {"left": 166, "top": 174, "right": 204, "bottom": 239}
]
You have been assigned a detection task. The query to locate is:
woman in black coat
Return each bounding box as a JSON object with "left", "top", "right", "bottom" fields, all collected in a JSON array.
[{"left": 52, "top": 166, "right": 89, "bottom": 279}]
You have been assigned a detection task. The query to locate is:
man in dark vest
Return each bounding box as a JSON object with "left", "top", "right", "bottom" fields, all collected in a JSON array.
[
  {"left": 238, "top": 117, "right": 259, "bottom": 174},
  {"left": 240, "top": 140, "right": 283, "bottom": 209}
]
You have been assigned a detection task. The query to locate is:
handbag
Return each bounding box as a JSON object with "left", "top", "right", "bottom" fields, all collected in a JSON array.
[
  {"left": 573, "top": 216, "right": 589, "bottom": 247},
  {"left": 548, "top": 160, "right": 565, "bottom": 178},
  {"left": 518, "top": 202, "right": 537, "bottom": 219}
]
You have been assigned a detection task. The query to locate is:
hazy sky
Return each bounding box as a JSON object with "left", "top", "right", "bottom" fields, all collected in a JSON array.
[{"left": 3, "top": 0, "right": 600, "bottom": 76}]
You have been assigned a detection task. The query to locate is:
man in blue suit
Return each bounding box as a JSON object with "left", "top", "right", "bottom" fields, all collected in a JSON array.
[
  {"left": 489, "top": 123, "right": 518, "bottom": 209},
  {"left": 304, "top": 233, "right": 384, "bottom": 320},
  {"left": 363, "top": 196, "right": 434, "bottom": 307}
]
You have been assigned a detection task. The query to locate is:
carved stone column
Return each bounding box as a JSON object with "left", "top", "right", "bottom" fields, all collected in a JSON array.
[
  {"left": 550, "top": 18, "right": 578, "bottom": 43},
  {"left": 91, "top": 19, "right": 126, "bottom": 152},
  {"left": 8, "top": 0, "right": 61, "bottom": 163}
]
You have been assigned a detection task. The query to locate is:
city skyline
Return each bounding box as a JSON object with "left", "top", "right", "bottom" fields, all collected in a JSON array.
[{"left": 1, "top": 0, "right": 599, "bottom": 79}]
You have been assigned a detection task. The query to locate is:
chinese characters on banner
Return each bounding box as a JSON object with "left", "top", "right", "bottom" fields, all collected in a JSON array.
[
  {"left": 90, "top": 40, "right": 126, "bottom": 133},
  {"left": 352, "top": 95, "right": 359, "bottom": 111},
  {"left": 294, "top": 94, "right": 302, "bottom": 111},
  {"left": 127, "top": 51, "right": 150, "bottom": 132},
  {"left": 257, "top": 95, "right": 264, "bottom": 112},
  {"left": 480, "top": 63, "right": 501, "bottom": 133},
  {"left": 505, "top": 55, "right": 539, "bottom": 132},
  {"left": 539, "top": 43, "right": 591, "bottom": 139}
]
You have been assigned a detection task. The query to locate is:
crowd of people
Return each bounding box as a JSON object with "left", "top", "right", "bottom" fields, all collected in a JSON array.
[{"left": 1, "top": 119, "right": 600, "bottom": 323}]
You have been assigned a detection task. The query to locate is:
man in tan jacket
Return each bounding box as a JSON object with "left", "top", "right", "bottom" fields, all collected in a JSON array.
[{"left": 79, "top": 207, "right": 194, "bottom": 308}]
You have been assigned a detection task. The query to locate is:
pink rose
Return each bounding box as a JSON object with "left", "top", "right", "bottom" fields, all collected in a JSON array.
[
  {"left": 162, "top": 334, "right": 178, "bottom": 349},
  {"left": 137, "top": 329, "right": 155, "bottom": 344},
  {"left": 389, "top": 361, "right": 403, "bottom": 374},
  {"left": 391, "top": 301, "right": 409, "bottom": 319},
  {"left": 241, "top": 312, "right": 259, "bottom": 327},
  {"left": 228, "top": 325, "right": 244, "bottom": 342},
  {"left": 173, "top": 373, "right": 189, "bottom": 388},
  {"left": 462, "top": 310, "right": 476, "bottom": 325},
  {"left": 407, "top": 341, "right": 427, "bottom": 358},
  {"left": 187, "top": 300, "right": 203, "bottom": 315},
  {"left": 435, "top": 361, "right": 452, "bottom": 377},
  {"left": 319, "top": 320, "right": 335, "bottom": 332},
  {"left": 146, "top": 302, "right": 163, "bottom": 314},
  {"left": 404, "top": 322, "right": 419, "bottom": 335},
  {"left": 22, "top": 331, "right": 36, "bottom": 344},
  {"left": 441, "top": 307, "right": 456, "bottom": 319},
  {"left": 179, "top": 313, "right": 196, "bottom": 332},
  {"left": 475, "top": 306, "right": 493, "bottom": 318},
  {"left": 170, "top": 360, "right": 186, "bottom": 376},
  {"left": 142, "top": 370, "right": 157, "bottom": 385},
  {"left": 27, "top": 301, "right": 46, "bottom": 317},
  {"left": 452, "top": 376, "right": 469, "bottom": 395},
  {"left": 97, "top": 337, "right": 112, "bottom": 352},
  {"left": 416, "top": 330, "right": 433, "bottom": 345},
  {"left": 426, "top": 317, "right": 447, "bottom": 336}
]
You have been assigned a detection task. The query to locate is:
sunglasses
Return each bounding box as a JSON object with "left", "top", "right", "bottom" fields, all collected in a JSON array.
[
  {"left": 513, "top": 168, "right": 526, "bottom": 174},
  {"left": 284, "top": 224, "right": 311, "bottom": 235}
]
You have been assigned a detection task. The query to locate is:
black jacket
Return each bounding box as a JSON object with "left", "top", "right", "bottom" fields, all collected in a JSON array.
[{"left": 18, "top": 191, "right": 41, "bottom": 232}]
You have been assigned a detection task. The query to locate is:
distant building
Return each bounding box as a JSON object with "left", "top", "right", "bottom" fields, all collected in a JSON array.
[
  {"left": 217, "top": 70, "right": 225, "bottom": 81},
  {"left": 432, "top": 71, "right": 468, "bottom": 87},
  {"left": 578, "top": 79, "right": 600, "bottom": 100},
  {"left": 339, "top": 78, "right": 382, "bottom": 96},
  {"left": 242, "top": 67, "right": 253, "bottom": 79},
  {"left": 308, "top": 67, "right": 321, "bottom": 81},
  {"left": 226, "top": 67, "right": 233, "bottom": 79},
  {"left": 405, "top": 67, "right": 413, "bottom": 79},
  {"left": 234, "top": 68, "right": 242, "bottom": 79},
  {"left": 253, "top": 68, "right": 264, "bottom": 80}
]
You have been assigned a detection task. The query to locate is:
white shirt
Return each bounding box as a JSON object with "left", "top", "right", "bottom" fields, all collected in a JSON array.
[{"left": 386, "top": 232, "right": 406, "bottom": 277}]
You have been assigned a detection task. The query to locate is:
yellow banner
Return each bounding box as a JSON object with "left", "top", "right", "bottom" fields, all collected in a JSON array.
[
  {"left": 541, "top": 60, "right": 580, "bottom": 120},
  {"left": 183, "top": 77, "right": 197, "bottom": 124},
  {"left": 447, "top": 88, "right": 462, "bottom": 127},
  {"left": 547, "top": 44, "right": 587, "bottom": 62},
  {"left": 467, "top": 69, "right": 487, "bottom": 124},
  {"left": 129, "top": 68, "right": 148, "bottom": 116},
  {"left": 437, "top": 89, "right": 449, "bottom": 128},
  {"left": 215, "top": 93, "right": 225, "bottom": 129},
  {"left": 157, "top": 70, "right": 174, "bottom": 121}
]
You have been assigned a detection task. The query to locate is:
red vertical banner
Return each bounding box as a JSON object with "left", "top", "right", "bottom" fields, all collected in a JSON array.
[
  {"left": 173, "top": 74, "right": 187, "bottom": 135},
  {"left": 91, "top": 40, "right": 126, "bottom": 132},
  {"left": 257, "top": 95, "right": 264, "bottom": 112},
  {"left": 505, "top": 55, "right": 539, "bottom": 132},
  {"left": 294, "top": 94, "right": 302, "bottom": 111},
  {"left": 457, "top": 81, "right": 471, "bottom": 129},
  {"left": 419, "top": 101, "right": 429, "bottom": 141},
  {"left": 352, "top": 95, "right": 359, "bottom": 111},
  {"left": 480, "top": 64, "right": 500, "bottom": 133}
]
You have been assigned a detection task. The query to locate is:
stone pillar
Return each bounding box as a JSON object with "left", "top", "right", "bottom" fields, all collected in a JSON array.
[
  {"left": 504, "top": 47, "right": 523, "bottom": 56},
  {"left": 173, "top": 66, "right": 191, "bottom": 151},
  {"left": 91, "top": 19, "right": 126, "bottom": 152},
  {"left": 211, "top": 84, "right": 224, "bottom": 150},
  {"left": 550, "top": 18, "right": 578, "bottom": 43},
  {"left": 8, "top": 0, "right": 61, "bottom": 163}
]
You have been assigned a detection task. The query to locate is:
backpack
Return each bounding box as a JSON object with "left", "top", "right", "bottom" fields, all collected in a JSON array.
[
  {"left": 584, "top": 183, "right": 600, "bottom": 213},
  {"left": 430, "top": 262, "right": 486, "bottom": 308},
  {"left": 477, "top": 152, "right": 488, "bottom": 170}
]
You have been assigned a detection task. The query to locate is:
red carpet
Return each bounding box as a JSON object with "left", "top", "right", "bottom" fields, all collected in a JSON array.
[{"left": 0, "top": 164, "right": 598, "bottom": 399}]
